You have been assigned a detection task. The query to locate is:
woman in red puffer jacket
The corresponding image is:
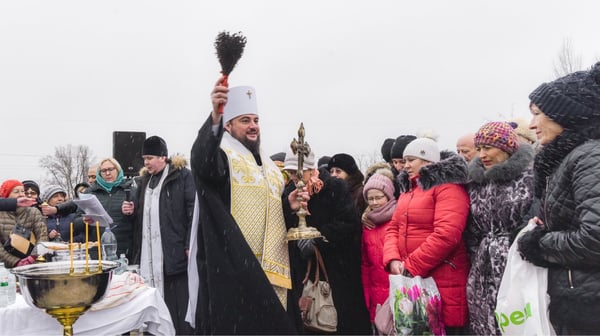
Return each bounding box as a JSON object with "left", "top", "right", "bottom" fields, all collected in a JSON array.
[{"left": 382, "top": 138, "right": 470, "bottom": 334}]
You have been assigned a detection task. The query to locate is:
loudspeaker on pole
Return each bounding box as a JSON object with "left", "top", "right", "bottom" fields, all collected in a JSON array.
[{"left": 113, "top": 131, "right": 146, "bottom": 177}]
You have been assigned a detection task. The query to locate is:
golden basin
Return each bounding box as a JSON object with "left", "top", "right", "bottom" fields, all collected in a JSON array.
[{"left": 11, "top": 260, "right": 119, "bottom": 336}]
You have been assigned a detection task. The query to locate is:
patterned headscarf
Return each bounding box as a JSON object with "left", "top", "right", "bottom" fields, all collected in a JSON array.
[{"left": 474, "top": 121, "right": 520, "bottom": 155}]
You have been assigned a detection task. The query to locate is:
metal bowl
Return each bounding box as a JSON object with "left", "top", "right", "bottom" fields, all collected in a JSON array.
[{"left": 11, "top": 260, "right": 119, "bottom": 310}]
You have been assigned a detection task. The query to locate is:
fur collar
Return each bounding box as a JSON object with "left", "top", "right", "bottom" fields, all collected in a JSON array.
[
  {"left": 365, "top": 162, "right": 392, "bottom": 178},
  {"left": 468, "top": 144, "right": 534, "bottom": 184},
  {"left": 397, "top": 150, "right": 468, "bottom": 192},
  {"left": 139, "top": 154, "right": 188, "bottom": 177}
]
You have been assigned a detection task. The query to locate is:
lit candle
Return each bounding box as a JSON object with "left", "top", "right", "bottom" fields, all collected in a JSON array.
[
  {"left": 96, "top": 221, "right": 102, "bottom": 272},
  {"left": 70, "top": 222, "right": 74, "bottom": 274}
]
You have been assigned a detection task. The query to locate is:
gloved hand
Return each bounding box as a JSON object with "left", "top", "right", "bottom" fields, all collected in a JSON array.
[
  {"left": 297, "top": 239, "right": 315, "bottom": 258},
  {"left": 16, "top": 255, "right": 36, "bottom": 267}
]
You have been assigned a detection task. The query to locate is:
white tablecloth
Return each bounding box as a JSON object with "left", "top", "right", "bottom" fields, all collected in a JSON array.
[{"left": 0, "top": 286, "right": 175, "bottom": 336}]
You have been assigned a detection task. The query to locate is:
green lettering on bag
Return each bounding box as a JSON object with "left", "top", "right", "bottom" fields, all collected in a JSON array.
[{"left": 495, "top": 302, "right": 532, "bottom": 333}]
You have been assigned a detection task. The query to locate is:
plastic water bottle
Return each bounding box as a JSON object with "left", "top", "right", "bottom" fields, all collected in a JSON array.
[
  {"left": 0, "top": 262, "right": 8, "bottom": 308},
  {"left": 101, "top": 226, "right": 118, "bottom": 261},
  {"left": 7, "top": 271, "right": 16, "bottom": 305},
  {"left": 115, "top": 253, "right": 129, "bottom": 274}
]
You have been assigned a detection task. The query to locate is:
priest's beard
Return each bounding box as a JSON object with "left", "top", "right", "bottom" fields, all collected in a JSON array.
[{"left": 241, "top": 136, "right": 261, "bottom": 156}]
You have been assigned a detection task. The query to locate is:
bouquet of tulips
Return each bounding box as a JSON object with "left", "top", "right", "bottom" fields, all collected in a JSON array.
[{"left": 390, "top": 275, "right": 445, "bottom": 336}]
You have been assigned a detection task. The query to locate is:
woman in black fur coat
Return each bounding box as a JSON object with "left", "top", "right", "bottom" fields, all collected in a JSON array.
[{"left": 282, "top": 149, "right": 371, "bottom": 335}]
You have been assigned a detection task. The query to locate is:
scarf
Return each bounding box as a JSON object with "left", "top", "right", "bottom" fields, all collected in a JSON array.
[
  {"left": 366, "top": 199, "right": 396, "bottom": 226},
  {"left": 96, "top": 170, "right": 124, "bottom": 193},
  {"left": 533, "top": 129, "right": 593, "bottom": 198},
  {"left": 306, "top": 168, "right": 324, "bottom": 195}
]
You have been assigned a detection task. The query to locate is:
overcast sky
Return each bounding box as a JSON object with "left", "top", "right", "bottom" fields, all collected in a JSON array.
[{"left": 1, "top": 0, "right": 599, "bottom": 185}]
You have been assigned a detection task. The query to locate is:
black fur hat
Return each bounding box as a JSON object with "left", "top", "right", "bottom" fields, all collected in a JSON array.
[
  {"left": 142, "top": 136, "right": 168, "bottom": 157},
  {"left": 380, "top": 138, "right": 395, "bottom": 163},
  {"left": 328, "top": 153, "right": 359, "bottom": 175},
  {"left": 390, "top": 135, "right": 416, "bottom": 159}
]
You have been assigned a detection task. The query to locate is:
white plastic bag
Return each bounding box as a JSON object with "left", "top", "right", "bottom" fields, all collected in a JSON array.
[
  {"left": 389, "top": 274, "right": 445, "bottom": 336},
  {"left": 495, "top": 221, "right": 556, "bottom": 335}
]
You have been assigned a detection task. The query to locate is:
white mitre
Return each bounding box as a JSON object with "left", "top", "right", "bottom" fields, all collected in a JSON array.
[{"left": 223, "top": 86, "right": 259, "bottom": 123}]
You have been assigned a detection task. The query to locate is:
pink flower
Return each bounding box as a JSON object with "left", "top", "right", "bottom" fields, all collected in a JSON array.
[{"left": 426, "top": 295, "right": 445, "bottom": 335}]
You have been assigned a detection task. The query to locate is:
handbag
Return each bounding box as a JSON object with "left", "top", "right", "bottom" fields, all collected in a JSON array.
[
  {"left": 374, "top": 297, "right": 394, "bottom": 335},
  {"left": 3, "top": 222, "right": 36, "bottom": 259},
  {"left": 495, "top": 221, "right": 556, "bottom": 336},
  {"left": 389, "top": 274, "right": 444, "bottom": 335},
  {"left": 298, "top": 247, "right": 338, "bottom": 333}
]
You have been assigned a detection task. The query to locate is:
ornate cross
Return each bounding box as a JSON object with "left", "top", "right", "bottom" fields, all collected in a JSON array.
[
  {"left": 290, "top": 122, "right": 311, "bottom": 181},
  {"left": 246, "top": 89, "right": 252, "bottom": 99},
  {"left": 286, "top": 122, "right": 323, "bottom": 241}
]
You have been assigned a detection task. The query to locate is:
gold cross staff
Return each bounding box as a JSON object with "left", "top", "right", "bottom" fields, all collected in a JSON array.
[{"left": 286, "top": 122, "right": 324, "bottom": 241}]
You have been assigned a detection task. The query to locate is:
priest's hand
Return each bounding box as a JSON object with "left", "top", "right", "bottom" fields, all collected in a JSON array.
[
  {"left": 211, "top": 76, "right": 229, "bottom": 125},
  {"left": 288, "top": 187, "right": 310, "bottom": 212}
]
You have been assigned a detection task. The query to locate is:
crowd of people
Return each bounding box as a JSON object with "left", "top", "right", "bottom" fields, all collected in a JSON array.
[
  {"left": 0, "top": 136, "right": 195, "bottom": 335},
  {"left": 1, "top": 62, "right": 600, "bottom": 335}
]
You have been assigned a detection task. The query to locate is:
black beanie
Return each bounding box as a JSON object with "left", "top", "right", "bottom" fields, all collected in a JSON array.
[
  {"left": 328, "top": 153, "right": 359, "bottom": 175},
  {"left": 317, "top": 155, "right": 331, "bottom": 168},
  {"left": 142, "top": 136, "right": 168, "bottom": 157},
  {"left": 22, "top": 180, "right": 40, "bottom": 195},
  {"left": 529, "top": 62, "right": 600, "bottom": 130},
  {"left": 390, "top": 135, "right": 417, "bottom": 159},
  {"left": 380, "top": 138, "right": 395, "bottom": 163}
]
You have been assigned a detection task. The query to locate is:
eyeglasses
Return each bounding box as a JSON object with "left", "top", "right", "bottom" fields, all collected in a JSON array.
[
  {"left": 367, "top": 195, "right": 387, "bottom": 203},
  {"left": 88, "top": 175, "right": 96, "bottom": 179},
  {"left": 100, "top": 167, "right": 116, "bottom": 174},
  {"left": 24, "top": 191, "right": 38, "bottom": 196}
]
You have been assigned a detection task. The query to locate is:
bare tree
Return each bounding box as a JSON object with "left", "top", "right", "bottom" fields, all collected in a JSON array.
[
  {"left": 39, "top": 145, "right": 94, "bottom": 199},
  {"left": 553, "top": 38, "right": 583, "bottom": 78},
  {"left": 355, "top": 151, "right": 381, "bottom": 173}
]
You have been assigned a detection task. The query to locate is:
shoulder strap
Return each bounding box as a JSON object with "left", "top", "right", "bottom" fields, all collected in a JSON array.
[
  {"left": 302, "top": 258, "right": 312, "bottom": 285},
  {"left": 314, "top": 247, "right": 329, "bottom": 283},
  {"left": 302, "top": 248, "right": 325, "bottom": 285}
]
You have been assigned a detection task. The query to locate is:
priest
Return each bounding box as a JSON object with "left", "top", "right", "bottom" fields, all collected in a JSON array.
[{"left": 186, "top": 76, "right": 295, "bottom": 334}]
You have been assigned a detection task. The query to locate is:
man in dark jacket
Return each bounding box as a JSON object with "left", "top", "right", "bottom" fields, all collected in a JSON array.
[
  {"left": 129, "top": 135, "right": 195, "bottom": 335},
  {"left": 187, "top": 77, "right": 295, "bottom": 334}
]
